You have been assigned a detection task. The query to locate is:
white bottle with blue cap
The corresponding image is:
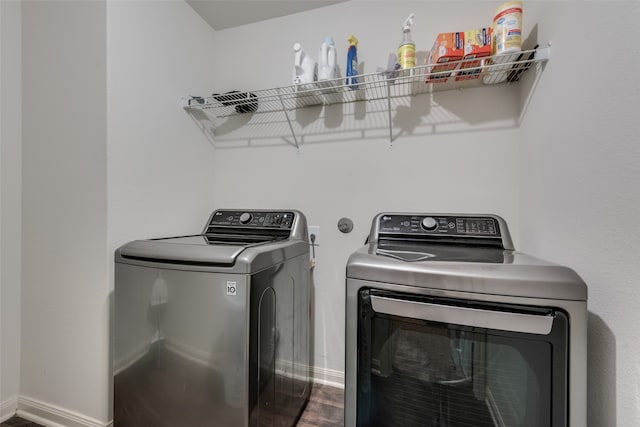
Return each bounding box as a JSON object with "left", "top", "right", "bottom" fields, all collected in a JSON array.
[{"left": 317, "top": 37, "right": 337, "bottom": 81}]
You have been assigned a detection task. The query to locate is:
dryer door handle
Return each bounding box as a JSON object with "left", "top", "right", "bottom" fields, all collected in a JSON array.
[{"left": 370, "top": 295, "right": 554, "bottom": 335}]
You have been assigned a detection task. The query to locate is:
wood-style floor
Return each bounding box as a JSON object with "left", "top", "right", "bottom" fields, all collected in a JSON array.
[
  {"left": 297, "top": 384, "right": 344, "bottom": 426},
  {"left": 0, "top": 383, "right": 344, "bottom": 427},
  {"left": 0, "top": 418, "right": 41, "bottom": 427}
]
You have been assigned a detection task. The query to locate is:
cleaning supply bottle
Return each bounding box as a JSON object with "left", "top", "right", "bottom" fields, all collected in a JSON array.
[
  {"left": 293, "top": 42, "right": 316, "bottom": 87},
  {"left": 345, "top": 35, "right": 359, "bottom": 89},
  {"left": 398, "top": 13, "right": 416, "bottom": 69},
  {"left": 317, "top": 37, "right": 337, "bottom": 81}
]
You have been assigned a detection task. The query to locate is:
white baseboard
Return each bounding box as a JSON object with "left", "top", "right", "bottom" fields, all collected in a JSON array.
[
  {"left": 311, "top": 365, "right": 345, "bottom": 389},
  {"left": 17, "top": 396, "right": 108, "bottom": 427},
  {"left": 1, "top": 396, "right": 18, "bottom": 422}
]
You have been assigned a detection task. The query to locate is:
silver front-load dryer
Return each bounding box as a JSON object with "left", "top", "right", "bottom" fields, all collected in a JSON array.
[
  {"left": 345, "top": 213, "right": 587, "bottom": 427},
  {"left": 113, "top": 209, "right": 311, "bottom": 427}
]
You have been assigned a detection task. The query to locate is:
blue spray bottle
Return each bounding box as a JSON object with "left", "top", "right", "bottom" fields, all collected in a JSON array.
[{"left": 345, "top": 35, "right": 359, "bottom": 89}]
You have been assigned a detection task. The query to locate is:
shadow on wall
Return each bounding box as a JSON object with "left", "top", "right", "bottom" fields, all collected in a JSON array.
[
  {"left": 188, "top": 83, "right": 520, "bottom": 151},
  {"left": 587, "top": 312, "right": 616, "bottom": 427},
  {"left": 108, "top": 290, "right": 114, "bottom": 422}
]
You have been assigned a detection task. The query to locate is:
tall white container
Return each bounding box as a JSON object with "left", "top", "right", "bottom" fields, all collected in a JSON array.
[{"left": 317, "top": 37, "right": 337, "bottom": 81}]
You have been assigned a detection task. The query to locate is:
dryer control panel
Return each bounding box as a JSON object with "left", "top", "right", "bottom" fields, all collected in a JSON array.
[
  {"left": 378, "top": 214, "right": 500, "bottom": 237},
  {"left": 372, "top": 213, "right": 514, "bottom": 250}
]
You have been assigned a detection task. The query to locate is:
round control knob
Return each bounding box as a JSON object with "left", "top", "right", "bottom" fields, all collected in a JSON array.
[
  {"left": 239, "top": 212, "right": 252, "bottom": 224},
  {"left": 421, "top": 217, "right": 438, "bottom": 231}
]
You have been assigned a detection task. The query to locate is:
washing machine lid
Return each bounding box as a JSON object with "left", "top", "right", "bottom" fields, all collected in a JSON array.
[
  {"left": 116, "top": 209, "right": 309, "bottom": 269},
  {"left": 117, "top": 235, "right": 274, "bottom": 266},
  {"left": 347, "top": 213, "right": 587, "bottom": 301}
]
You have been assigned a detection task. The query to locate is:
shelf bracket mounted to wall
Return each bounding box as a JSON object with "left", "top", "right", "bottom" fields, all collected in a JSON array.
[
  {"left": 386, "top": 81, "right": 394, "bottom": 146},
  {"left": 276, "top": 88, "right": 300, "bottom": 151},
  {"left": 517, "top": 43, "right": 551, "bottom": 125}
]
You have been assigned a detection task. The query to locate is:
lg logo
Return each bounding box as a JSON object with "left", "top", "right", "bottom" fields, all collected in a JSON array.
[{"left": 226, "top": 281, "right": 237, "bottom": 296}]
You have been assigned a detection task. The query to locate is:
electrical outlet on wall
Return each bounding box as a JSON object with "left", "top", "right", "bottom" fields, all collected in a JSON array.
[{"left": 308, "top": 225, "right": 320, "bottom": 245}]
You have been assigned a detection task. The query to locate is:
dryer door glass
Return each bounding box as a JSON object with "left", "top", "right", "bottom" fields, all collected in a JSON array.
[{"left": 356, "top": 289, "right": 568, "bottom": 427}]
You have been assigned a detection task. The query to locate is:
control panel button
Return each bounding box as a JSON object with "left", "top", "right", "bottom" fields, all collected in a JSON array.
[
  {"left": 421, "top": 217, "right": 438, "bottom": 231},
  {"left": 239, "top": 212, "right": 253, "bottom": 224}
]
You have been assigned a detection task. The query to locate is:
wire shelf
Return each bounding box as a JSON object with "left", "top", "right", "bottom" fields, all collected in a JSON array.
[{"left": 183, "top": 46, "right": 549, "bottom": 147}]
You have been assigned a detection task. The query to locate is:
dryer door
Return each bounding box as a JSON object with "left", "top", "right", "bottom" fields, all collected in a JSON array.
[{"left": 356, "top": 289, "right": 568, "bottom": 427}]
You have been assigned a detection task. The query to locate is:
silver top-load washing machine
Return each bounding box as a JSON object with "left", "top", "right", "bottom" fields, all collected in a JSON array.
[
  {"left": 113, "top": 209, "right": 311, "bottom": 427},
  {"left": 345, "top": 213, "right": 587, "bottom": 427}
]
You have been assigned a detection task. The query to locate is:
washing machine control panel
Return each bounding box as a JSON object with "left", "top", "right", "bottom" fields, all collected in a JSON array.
[
  {"left": 378, "top": 214, "right": 501, "bottom": 238},
  {"left": 208, "top": 210, "right": 296, "bottom": 229}
]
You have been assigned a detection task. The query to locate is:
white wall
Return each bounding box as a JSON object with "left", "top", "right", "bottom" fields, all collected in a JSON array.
[
  {"left": 0, "top": 0, "right": 22, "bottom": 420},
  {"left": 20, "top": 0, "right": 109, "bottom": 423},
  {"left": 209, "top": 0, "right": 523, "bottom": 384},
  {"left": 519, "top": 2, "right": 640, "bottom": 426},
  {"left": 107, "top": 0, "right": 218, "bottom": 256}
]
